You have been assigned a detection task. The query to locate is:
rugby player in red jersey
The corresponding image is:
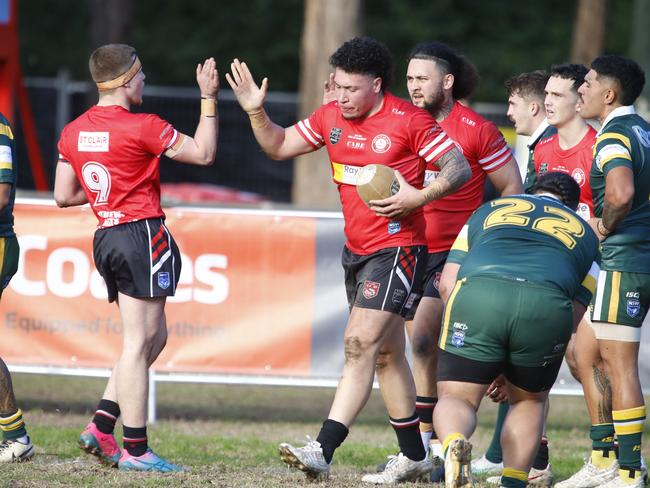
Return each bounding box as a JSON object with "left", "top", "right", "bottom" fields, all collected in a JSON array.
[
  {"left": 54, "top": 44, "right": 218, "bottom": 472},
  {"left": 227, "top": 37, "right": 470, "bottom": 483},
  {"left": 389, "top": 43, "right": 521, "bottom": 479}
]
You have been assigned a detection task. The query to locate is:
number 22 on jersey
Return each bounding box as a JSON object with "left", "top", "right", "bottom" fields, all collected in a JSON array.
[
  {"left": 82, "top": 161, "right": 112, "bottom": 206},
  {"left": 484, "top": 197, "right": 585, "bottom": 249}
]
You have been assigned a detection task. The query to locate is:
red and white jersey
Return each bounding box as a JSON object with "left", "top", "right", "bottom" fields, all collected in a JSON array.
[
  {"left": 57, "top": 105, "right": 179, "bottom": 228},
  {"left": 295, "top": 92, "right": 455, "bottom": 255},
  {"left": 425, "top": 102, "right": 512, "bottom": 252},
  {"left": 533, "top": 126, "right": 596, "bottom": 220}
]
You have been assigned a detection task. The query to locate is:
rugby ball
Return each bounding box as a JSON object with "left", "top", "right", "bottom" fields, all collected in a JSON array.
[{"left": 356, "top": 164, "right": 400, "bottom": 207}]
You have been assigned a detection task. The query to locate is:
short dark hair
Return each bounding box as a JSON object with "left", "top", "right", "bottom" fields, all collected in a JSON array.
[
  {"left": 529, "top": 171, "right": 580, "bottom": 211},
  {"left": 329, "top": 37, "right": 393, "bottom": 92},
  {"left": 550, "top": 63, "right": 589, "bottom": 92},
  {"left": 504, "top": 70, "right": 549, "bottom": 104},
  {"left": 89, "top": 44, "right": 137, "bottom": 83},
  {"left": 408, "top": 42, "right": 479, "bottom": 100},
  {"left": 591, "top": 55, "right": 646, "bottom": 106}
]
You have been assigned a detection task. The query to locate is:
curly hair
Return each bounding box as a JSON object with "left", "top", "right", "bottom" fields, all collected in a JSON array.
[
  {"left": 329, "top": 37, "right": 393, "bottom": 92},
  {"left": 408, "top": 42, "right": 479, "bottom": 100},
  {"left": 591, "top": 55, "right": 645, "bottom": 106},
  {"left": 529, "top": 171, "right": 580, "bottom": 211},
  {"left": 504, "top": 70, "right": 549, "bottom": 105},
  {"left": 550, "top": 63, "right": 588, "bottom": 92}
]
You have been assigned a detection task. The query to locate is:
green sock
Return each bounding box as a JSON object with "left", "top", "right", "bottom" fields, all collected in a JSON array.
[
  {"left": 501, "top": 467, "right": 527, "bottom": 487},
  {"left": 0, "top": 409, "right": 27, "bottom": 441},
  {"left": 485, "top": 402, "right": 509, "bottom": 463},
  {"left": 590, "top": 423, "right": 615, "bottom": 452},
  {"left": 613, "top": 406, "right": 645, "bottom": 470}
]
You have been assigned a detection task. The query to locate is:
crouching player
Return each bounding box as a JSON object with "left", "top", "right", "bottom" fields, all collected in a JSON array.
[{"left": 434, "top": 172, "right": 600, "bottom": 488}]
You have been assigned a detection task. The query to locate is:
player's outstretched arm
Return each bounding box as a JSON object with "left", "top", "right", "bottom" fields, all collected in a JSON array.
[
  {"left": 54, "top": 162, "right": 88, "bottom": 207},
  {"left": 225, "top": 58, "right": 313, "bottom": 160},
  {"left": 166, "top": 57, "right": 219, "bottom": 166}
]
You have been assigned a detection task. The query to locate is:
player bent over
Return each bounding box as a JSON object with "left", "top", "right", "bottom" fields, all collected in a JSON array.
[
  {"left": 54, "top": 44, "right": 218, "bottom": 472},
  {"left": 0, "top": 113, "right": 34, "bottom": 463},
  {"left": 434, "top": 172, "right": 599, "bottom": 488}
]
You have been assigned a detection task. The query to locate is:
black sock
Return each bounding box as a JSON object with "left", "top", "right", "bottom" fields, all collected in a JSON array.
[
  {"left": 316, "top": 419, "right": 348, "bottom": 464},
  {"left": 390, "top": 412, "right": 426, "bottom": 461},
  {"left": 123, "top": 425, "right": 148, "bottom": 457},
  {"left": 532, "top": 436, "right": 549, "bottom": 469},
  {"left": 415, "top": 396, "right": 437, "bottom": 437},
  {"left": 92, "top": 399, "right": 120, "bottom": 434}
]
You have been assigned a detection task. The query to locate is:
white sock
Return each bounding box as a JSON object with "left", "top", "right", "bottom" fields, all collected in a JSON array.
[
  {"left": 420, "top": 431, "right": 433, "bottom": 455},
  {"left": 430, "top": 441, "right": 444, "bottom": 459}
]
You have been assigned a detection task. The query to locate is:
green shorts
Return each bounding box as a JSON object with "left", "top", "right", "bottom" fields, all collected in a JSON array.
[
  {"left": 439, "top": 275, "right": 574, "bottom": 367},
  {"left": 0, "top": 235, "right": 19, "bottom": 299},
  {"left": 591, "top": 269, "right": 650, "bottom": 327}
]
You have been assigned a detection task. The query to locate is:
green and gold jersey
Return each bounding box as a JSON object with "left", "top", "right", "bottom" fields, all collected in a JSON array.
[
  {"left": 0, "top": 113, "right": 16, "bottom": 237},
  {"left": 448, "top": 194, "right": 600, "bottom": 305},
  {"left": 590, "top": 107, "right": 650, "bottom": 272}
]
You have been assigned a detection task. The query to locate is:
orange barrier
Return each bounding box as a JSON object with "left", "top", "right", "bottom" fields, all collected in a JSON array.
[{"left": 1, "top": 201, "right": 316, "bottom": 376}]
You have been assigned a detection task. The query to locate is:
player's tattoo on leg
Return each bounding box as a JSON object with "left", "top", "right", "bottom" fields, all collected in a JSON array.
[
  {"left": 593, "top": 362, "right": 612, "bottom": 423},
  {"left": 0, "top": 358, "right": 17, "bottom": 414}
]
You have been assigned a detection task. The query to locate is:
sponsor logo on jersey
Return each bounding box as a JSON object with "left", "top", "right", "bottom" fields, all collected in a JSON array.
[
  {"left": 571, "top": 168, "right": 586, "bottom": 186},
  {"left": 461, "top": 116, "right": 476, "bottom": 127},
  {"left": 391, "top": 108, "right": 405, "bottom": 116},
  {"left": 329, "top": 127, "right": 342, "bottom": 144},
  {"left": 78, "top": 132, "right": 109, "bottom": 152},
  {"left": 627, "top": 298, "right": 641, "bottom": 317},
  {"left": 346, "top": 141, "right": 365, "bottom": 150},
  {"left": 158, "top": 271, "right": 170, "bottom": 290},
  {"left": 539, "top": 163, "right": 549, "bottom": 175},
  {"left": 424, "top": 170, "right": 439, "bottom": 187},
  {"left": 388, "top": 221, "right": 401, "bottom": 235},
  {"left": 372, "top": 134, "right": 391, "bottom": 153},
  {"left": 0, "top": 145, "right": 13, "bottom": 168},
  {"left": 452, "top": 322, "right": 467, "bottom": 331},
  {"left": 451, "top": 330, "right": 465, "bottom": 347},
  {"left": 362, "top": 280, "right": 380, "bottom": 299},
  {"left": 633, "top": 125, "right": 650, "bottom": 147},
  {"left": 392, "top": 288, "right": 406, "bottom": 305}
]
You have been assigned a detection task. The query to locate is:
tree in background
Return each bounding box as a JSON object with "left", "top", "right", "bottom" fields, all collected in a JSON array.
[{"left": 293, "top": 0, "right": 361, "bottom": 207}]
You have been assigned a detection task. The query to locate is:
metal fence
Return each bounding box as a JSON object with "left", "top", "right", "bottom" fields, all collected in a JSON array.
[
  {"left": 16, "top": 73, "right": 298, "bottom": 202},
  {"left": 15, "top": 74, "right": 513, "bottom": 204}
]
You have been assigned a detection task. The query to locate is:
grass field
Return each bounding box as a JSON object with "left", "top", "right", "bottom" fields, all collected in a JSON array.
[{"left": 3, "top": 373, "right": 650, "bottom": 487}]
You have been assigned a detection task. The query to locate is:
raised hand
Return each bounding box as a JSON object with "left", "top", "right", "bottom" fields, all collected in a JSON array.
[
  {"left": 197, "top": 57, "right": 219, "bottom": 98},
  {"left": 322, "top": 72, "right": 337, "bottom": 105},
  {"left": 225, "top": 58, "right": 268, "bottom": 113}
]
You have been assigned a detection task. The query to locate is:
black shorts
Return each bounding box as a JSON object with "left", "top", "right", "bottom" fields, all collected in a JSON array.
[
  {"left": 404, "top": 250, "right": 449, "bottom": 320},
  {"left": 342, "top": 245, "right": 428, "bottom": 318},
  {"left": 436, "top": 347, "right": 563, "bottom": 393},
  {"left": 93, "top": 218, "right": 182, "bottom": 303}
]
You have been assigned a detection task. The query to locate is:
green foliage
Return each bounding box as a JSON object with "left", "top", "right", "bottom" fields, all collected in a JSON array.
[{"left": 18, "top": 0, "right": 635, "bottom": 101}]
